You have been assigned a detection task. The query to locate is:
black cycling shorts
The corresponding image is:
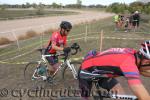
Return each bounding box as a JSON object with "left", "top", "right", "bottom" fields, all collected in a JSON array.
[
  {"left": 79, "top": 77, "right": 118, "bottom": 97},
  {"left": 45, "top": 52, "right": 58, "bottom": 65},
  {"left": 132, "top": 21, "right": 139, "bottom": 27}
]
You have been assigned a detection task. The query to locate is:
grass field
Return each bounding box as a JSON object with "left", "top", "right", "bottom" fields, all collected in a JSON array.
[
  {"left": 0, "top": 14, "right": 150, "bottom": 62},
  {"left": 0, "top": 9, "right": 78, "bottom": 20},
  {"left": 0, "top": 15, "right": 150, "bottom": 100}
]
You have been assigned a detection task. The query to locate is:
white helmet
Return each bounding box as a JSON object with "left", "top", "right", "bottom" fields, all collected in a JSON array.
[
  {"left": 139, "top": 40, "right": 150, "bottom": 59},
  {"left": 135, "top": 11, "right": 139, "bottom": 14}
]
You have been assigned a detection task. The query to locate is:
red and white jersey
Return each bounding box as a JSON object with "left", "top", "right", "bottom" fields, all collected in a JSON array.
[{"left": 47, "top": 31, "right": 66, "bottom": 54}]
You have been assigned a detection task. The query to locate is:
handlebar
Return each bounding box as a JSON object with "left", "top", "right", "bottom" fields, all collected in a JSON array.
[
  {"left": 70, "top": 43, "right": 81, "bottom": 55},
  {"left": 62, "top": 43, "right": 81, "bottom": 61}
]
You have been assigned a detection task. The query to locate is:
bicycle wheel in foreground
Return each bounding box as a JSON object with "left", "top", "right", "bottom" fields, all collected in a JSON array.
[{"left": 62, "top": 61, "right": 81, "bottom": 90}]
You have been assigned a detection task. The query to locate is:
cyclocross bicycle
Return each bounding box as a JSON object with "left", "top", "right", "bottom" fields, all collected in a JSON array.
[
  {"left": 80, "top": 70, "right": 138, "bottom": 100},
  {"left": 24, "top": 43, "right": 81, "bottom": 88}
]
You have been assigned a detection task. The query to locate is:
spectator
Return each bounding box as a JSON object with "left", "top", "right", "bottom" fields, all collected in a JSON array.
[
  {"left": 119, "top": 14, "right": 124, "bottom": 28},
  {"left": 129, "top": 12, "right": 134, "bottom": 30},
  {"left": 124, "top": 16, "right": 129, "bottom": 32},
  {"left": 113, "top": 14, "right": 120, "bottom": 31},
  {"left": 132, "top": 11, "right": 140, "bottom": 31}
]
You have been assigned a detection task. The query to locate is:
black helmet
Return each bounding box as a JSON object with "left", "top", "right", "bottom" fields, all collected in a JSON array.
[{"left": 60, "top": 21, "right": 72, "bottom": 30}]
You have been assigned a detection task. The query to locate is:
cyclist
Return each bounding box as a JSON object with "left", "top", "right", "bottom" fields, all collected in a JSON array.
[
  {"left": 45, "top": 21, "right": 72, "bottom": 75},
  {"left": 78, "top": 40, "right": 150, "bottom": 100}
]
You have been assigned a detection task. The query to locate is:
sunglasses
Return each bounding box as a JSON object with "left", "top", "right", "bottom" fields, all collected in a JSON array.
[{"left": 65, "top": 29, "right": 70, "bottom": 32}]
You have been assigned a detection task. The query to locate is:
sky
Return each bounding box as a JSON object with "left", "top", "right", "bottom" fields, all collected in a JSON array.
[{"left": 0, "top": 0, "right": 137, "bottom": 6}]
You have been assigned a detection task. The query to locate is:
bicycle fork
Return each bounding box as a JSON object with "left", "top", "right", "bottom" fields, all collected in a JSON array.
[{"left": 66, "top": 60, "right": 78, "bottom": 79}]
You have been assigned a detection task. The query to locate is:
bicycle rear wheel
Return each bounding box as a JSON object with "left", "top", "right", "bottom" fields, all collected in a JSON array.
[
  {"left": 93, "top": 94, "right": 104, "bottom": 100},
  {"left": 62, "top": 61, "right": 81, "bottom": 89},
  {"left": 24, "top": 61, "right": 46, "bottom": 88},
  {"left": 92, "top": 81, "right": 103, "bottom": 100}
]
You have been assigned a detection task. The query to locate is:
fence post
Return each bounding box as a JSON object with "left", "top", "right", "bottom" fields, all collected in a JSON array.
[
  {"left": 11, "top": 30, "right": 20, "bottom": 51},
  {"left": 41, "top": 25, "right": 45, "bottom": 48},
  {"left": 85, "top": 24, "right": 88, "bottom": 42},
  {"left": 99, "top": 30, "right": 103, "bottom": 52}
]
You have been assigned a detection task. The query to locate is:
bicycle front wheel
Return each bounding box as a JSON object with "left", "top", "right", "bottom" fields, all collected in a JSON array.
[{"left": 62, "top": 61, "right": 81, "bottom": 89}]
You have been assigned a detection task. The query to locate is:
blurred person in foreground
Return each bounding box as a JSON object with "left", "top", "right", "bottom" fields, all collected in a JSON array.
[{"left": 78, "top": 40, "right": 150, "bottom": 100}]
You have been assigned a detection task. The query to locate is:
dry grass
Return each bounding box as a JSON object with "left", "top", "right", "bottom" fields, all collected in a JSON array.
[
  {"left": 0, "top": 27, "right": 64, "bottom": 45},
  {"left": 0, "top": 37, "right": 12, "bottom": 45},
  {"left": 43, "top": 28, "right": 56, "bottom": 34},
  {"left": 17, "top": 29, "right": 57, "bottom": 41},
  {"left": 17, "top": 30, "right": 38, "bottom": 40}
]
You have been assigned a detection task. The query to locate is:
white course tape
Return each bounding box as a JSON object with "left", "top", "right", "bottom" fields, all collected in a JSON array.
[
  {"left": 1, "top": 46, "right": 39, "bottom": 62},
  {"left": 1, "top": 34, "right": 150, "bottom": 64}
]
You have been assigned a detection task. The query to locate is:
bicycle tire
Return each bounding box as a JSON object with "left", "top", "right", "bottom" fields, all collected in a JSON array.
[
  {"left": 24, "top": 61, "right": 64, "bottom": 88},
  {"left": 61, "top": 61, "right": 81, "bottom": 89},
  {"left": 92, "top": 82, "right": 104, "bottom": 100},
  {"left": 24, "top": 61, "right": 40, "bottom": 80},
  {"left": 24, "top": 61, "right": 47, "bottom": 87},
  {"left": 93, "top": 93, "right": 104, "bottom": 100}
]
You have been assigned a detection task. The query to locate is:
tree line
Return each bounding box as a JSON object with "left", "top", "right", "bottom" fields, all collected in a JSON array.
[
  {"left": 0, "top": 1, "right": 105, "bottom": 10},
  {"left": 106, "top": 2, "right": 150, "bottom": 14},
  {"left": 0, "top": 1, "right": 150, "bottom": 14}
]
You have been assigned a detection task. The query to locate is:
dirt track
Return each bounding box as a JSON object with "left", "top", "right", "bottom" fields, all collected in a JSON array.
[
  {"left": 3, "top": 10, "right": 150, "bottom": 100},
  {"left": 0, "top": 10, "right": 113, "bottom": 39}
]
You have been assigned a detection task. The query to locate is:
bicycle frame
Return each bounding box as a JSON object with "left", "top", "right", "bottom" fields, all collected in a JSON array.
[
  {"left": 41, "top": 54, "right": 55, "bottom": 63},
  {"left": 65, "top": 59, "right": 78, "bottom": 79},
  {"left": 31, "top": 54, "right": 56, "bottom": 80},
  {"left": 32, "top": 52, "right": 78, "bottom": 81},
  {"left": 79, "top": 70, "right": 138, "bottom": 100},
  {"left": 31, "top": 43, "right": 81, "bottom": 81},
  {"left": 49, "top": 55, "right": 78, "bottom": 79}
]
